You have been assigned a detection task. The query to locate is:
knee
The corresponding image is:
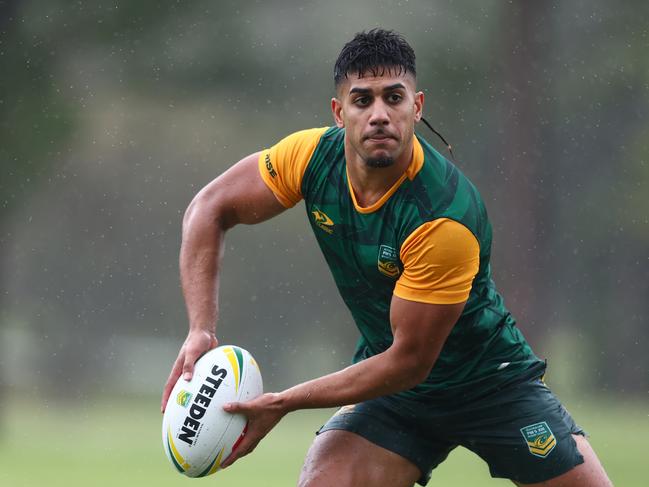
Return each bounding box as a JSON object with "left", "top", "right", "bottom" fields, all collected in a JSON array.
[
  {"left": 298, "top": 471, "right": 358, "bottom": 487},
  {"left": 296, "top": 463, "right": 314, "bottom": 487},
  {"left": 298, "top": 459, "right": 342, "bottom": 487},
  {"left": 297, "top": 471, "right": 317, "bottom": 487},
  {"left": 298, "top": 454, "right": 360, "bottom": 487}
]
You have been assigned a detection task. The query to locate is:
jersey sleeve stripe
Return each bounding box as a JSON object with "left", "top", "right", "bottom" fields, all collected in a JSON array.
[
  {"left": 394, "top": 218, "right": 480, "bottom": 304},
  {"left": 257, "top": 127, "right": 329, "bottom": 208}
]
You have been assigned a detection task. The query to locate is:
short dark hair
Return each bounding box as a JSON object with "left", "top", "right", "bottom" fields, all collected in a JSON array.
[{"left": 334, "top": 28, "right": 416, "bottom": 87}]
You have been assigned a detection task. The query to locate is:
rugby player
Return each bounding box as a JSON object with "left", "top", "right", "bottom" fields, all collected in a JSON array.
[{"left": 162, "top": 29, "right": 612, "bottom": 486}]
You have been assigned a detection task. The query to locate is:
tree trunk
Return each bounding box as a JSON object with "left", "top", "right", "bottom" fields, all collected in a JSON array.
[{"left": 496, "top": 2, "right": 556, "bottom": 347}]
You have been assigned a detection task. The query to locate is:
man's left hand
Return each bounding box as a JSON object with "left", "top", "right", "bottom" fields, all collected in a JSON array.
[{"left": 221, "top": 392, "right": 288, "bottom": 468}]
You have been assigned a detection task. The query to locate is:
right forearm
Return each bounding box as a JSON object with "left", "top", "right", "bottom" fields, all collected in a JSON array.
[{"left": 180, "top": 201, "right": 228, "bottom": 333}]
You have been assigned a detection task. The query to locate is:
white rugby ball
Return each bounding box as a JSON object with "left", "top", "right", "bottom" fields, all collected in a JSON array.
[{"left": 162, "top": 345, "right": 263, "bottom": 477}]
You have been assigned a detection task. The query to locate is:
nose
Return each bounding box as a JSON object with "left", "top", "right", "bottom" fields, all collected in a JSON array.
[{"left": 368, "top": 99, "right": 389, "bottom": 126}]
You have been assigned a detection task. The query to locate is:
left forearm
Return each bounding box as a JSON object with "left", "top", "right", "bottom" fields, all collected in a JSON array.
[
  {"left": 276, "top": 347, "right": 427, "bottom": 413},
  {"left": 219, "top": 297, "right": 464, "bottom": 469}
]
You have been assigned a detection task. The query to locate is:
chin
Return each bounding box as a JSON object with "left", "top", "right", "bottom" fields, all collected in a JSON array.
[{"left": 365, "top": 156, "right": 395, "bottom": 168}]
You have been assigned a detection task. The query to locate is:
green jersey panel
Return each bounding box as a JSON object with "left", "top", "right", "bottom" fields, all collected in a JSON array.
[{"left": 300, "top": 126, "right": 543, "bottom": 402}]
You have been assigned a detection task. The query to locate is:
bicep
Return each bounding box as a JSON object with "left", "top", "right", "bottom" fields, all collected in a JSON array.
[
  {"left": 388, "top": 219, "right": 479, "bottom": 374},
  {"left": 188, "top": 152, "right": 287, "bottom": 229},
  {"left": 389, "top": 295, "right": 465, "bottom": 378}
]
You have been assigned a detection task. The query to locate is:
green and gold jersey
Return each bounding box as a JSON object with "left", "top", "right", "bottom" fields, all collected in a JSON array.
[{"left": 258, "top": 126, "right": 544, "bottom": 402}]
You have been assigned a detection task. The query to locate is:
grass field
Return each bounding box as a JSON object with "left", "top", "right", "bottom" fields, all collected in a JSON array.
[{"left": 0, "top": 393, "right": 645, "bottom": 486}]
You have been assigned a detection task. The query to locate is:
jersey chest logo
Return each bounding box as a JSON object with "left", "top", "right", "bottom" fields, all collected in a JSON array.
[
  {"left": 311, "top": 206, "right": 334, "bottom": 234},
  {"left": 378, "top": 245, "right": 400, "bottom": 278}
]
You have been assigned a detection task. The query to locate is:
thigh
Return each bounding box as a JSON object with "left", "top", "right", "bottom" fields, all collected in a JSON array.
[
  {"left": 298, "top": 429, "right": 421, "bottom": 487},
  {"left": 513, "top": 434, "right": 612, "bottom": 487},
  {"left": 311, "top": 399, "right": 456, "bottom": 486}
]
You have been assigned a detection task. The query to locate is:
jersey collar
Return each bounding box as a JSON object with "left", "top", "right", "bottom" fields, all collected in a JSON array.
[{"left": 347, "top": 136, "right": 424, "bottom": 214}]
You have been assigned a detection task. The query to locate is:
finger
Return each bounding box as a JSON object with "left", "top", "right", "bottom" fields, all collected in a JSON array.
[
  {"left": 161, "top": 353, "right": 185, "bottom": 412},
  {"left": 222, "top": 402, "right": 245, "bottom": 414},
  {"left": 221, "top": 451, "right": 239, "bottom": 468},
  {"left": 182, "top": 346, "right": 202, "bottom": 381},
  {"left": 222, "top": 437, "right": 257, "bottom": 468},
  {"left": 221, "top": 426, "right": 247, "bottom": 468},
  {"left": 221, "top": 423, "right": 255, "bottom": 468}
]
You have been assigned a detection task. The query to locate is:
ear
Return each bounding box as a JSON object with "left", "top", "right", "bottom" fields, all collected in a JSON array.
[
  {"left": 414, "top": 91, "right": 424, "bottom": 122},
  {"left": 331, "top": 97, "right": 345, "bottom": 128}
]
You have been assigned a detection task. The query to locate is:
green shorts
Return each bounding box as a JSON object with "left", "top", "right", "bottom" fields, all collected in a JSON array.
[{"left": 317, "top": 375, "right": 585, "bottom": 485}]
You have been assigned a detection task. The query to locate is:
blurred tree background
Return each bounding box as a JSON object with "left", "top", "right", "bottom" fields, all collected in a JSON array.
[{"left": 1, "top": 0, "right": 647, "bottom": 417}]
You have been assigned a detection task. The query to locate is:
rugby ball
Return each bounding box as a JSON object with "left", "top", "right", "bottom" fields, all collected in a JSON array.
[{"left": 162, "top": 345, "right": 263, "bottom": 477}]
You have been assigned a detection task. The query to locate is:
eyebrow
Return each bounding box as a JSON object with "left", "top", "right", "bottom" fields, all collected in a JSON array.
[{"left": 348, "top": 83, "right": 407, "bottom": 95}]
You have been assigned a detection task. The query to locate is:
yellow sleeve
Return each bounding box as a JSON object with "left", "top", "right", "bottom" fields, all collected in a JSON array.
[
  {"left": 393, "top": 218, "right": 480, "bottom": 305},
  {"left": 258, "top": 127, "right": 329, "bottom": 208}
]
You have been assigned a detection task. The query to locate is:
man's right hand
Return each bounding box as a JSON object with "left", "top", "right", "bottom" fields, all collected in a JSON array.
[{"left": 161, "top": 329, "right": 218, "bottom": 412}]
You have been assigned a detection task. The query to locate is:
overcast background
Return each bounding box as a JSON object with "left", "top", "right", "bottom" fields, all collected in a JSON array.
[{"left": 1, "top": 0, "right": 647, "bottom": 431}]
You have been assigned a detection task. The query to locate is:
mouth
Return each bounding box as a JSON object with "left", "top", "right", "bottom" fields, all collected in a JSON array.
[{"left": 364, "top": 131, "right": 396, "bottom": 142}]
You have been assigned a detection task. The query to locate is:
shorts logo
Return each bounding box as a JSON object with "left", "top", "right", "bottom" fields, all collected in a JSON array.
[
  {"left": 520, "top": 421, "right": 557, "bottom": 458},
  {"left": 311, "top": 206, "right": 334, "bottom": 234},
  {"left": 377, "top": 244, "right": 400, "bottom": 278},
  {"left": 176, "top": 390, "right": 192, "bottom": 408}
]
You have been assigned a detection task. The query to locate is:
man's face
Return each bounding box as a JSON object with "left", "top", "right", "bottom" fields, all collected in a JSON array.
[{"left": 332, "top": 68, "right": 424, "bottom": 168}]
